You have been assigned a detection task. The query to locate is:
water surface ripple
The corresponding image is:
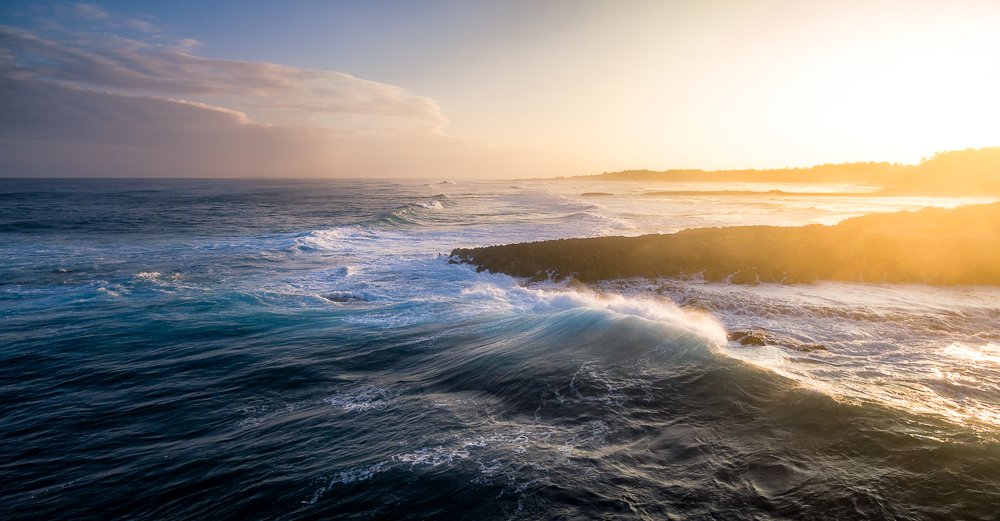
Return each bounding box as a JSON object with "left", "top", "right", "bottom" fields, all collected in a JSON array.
[{"left": 1, "top": 178, "right": 998, "bottom": 520}]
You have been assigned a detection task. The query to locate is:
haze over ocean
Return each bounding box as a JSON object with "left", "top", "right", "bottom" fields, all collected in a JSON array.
[{"left": 2, "top": 178, "right": 999, "bottom": 519}]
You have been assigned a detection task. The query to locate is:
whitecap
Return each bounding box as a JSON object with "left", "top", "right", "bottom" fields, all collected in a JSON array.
[
  {"left": 394, "top": 446, "right": 471, "bottom": 467},
  {"left": 457, "top": 281, "right": 728, "bottom": 346},
  {"left": 290, "top": 226, "right": 366, "bottom": 251},
  {"left": 327, "top": 385, "right": 399, "bottom": 412},
  {"left": 412, "top": 200, "right": 444, "bottom": 210},
  {"left": 97, "top": 286, "right": 122, "bottom": 297},
  {"left": 943, "top": 342, "right": 1000, "bottom": 366}
]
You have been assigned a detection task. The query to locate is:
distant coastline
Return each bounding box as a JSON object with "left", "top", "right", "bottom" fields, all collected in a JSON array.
[
  {"left": 451, "top": 202, "right": 1000, "bottom": 286},
  {"left": 566, "top": 147, "right": 1000, "bottom": 196},
  {"left": 639, "top": 189, "right": 869, "bottom": 197}
]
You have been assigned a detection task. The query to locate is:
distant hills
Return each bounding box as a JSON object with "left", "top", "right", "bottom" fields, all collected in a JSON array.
[{"left": 575, "top": 147, "right": 1000, "bottom": 195}]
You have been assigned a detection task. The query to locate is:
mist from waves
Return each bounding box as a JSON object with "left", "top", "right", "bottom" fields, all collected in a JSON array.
[
  {"left": 1, "top": 177, "right": 999, "bottom": 520},
  {"left": 599, "top": 279, "right": 1000, "bottom": 434}
]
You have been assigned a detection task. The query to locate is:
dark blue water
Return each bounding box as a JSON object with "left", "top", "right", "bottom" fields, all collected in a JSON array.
[{"left": 2, "top": 178, "right": 999, "bottom": 520}]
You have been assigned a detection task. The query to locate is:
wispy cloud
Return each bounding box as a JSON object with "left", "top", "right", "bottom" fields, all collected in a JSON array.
[
  {"left": 72, "top": 3, "right": 110, "bottom": 21},
  {"left": 0, "top": 7, "right": 558, "bottom": 177},
  {"left": 63, "top": 3, "right": 160, "bottom": 34},
  {"left": 0, "top": 22, "right": 446, "bottom": 131}
]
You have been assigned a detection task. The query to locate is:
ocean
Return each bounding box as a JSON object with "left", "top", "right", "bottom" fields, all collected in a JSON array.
[{"left": 2, "top": 178, "right": 999, "bottom": 520}]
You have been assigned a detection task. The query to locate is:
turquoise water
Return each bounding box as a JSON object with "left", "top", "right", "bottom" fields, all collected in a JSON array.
[{"left": 2, "top": 178, "right": 999, "bottom": 519}]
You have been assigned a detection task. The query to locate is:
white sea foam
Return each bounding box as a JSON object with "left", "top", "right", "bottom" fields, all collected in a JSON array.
[
  {"left": 276, "top": 180, "right": 999, "bottom": 435},
  {"left": 133, "top": 271, "right": 183, "bottom": 284},
  {"left": 305, "top": 461, "right": 392, "bottom": 504},
  {"left": 639, "top": 280, "right": 1000, "bottom": 432},
  {"left": 97, "top": 286, "right": 122, "bottom": 297},
  {"left": 395, "top": 446, "right": 471, "bottom": 467},
  {"left": 458, "top": 281, "right": 727, "bottom": 346},
  {"left": 412, "top": 200, "right": 444, "bottom": 210},
  {"left": 943, "top": 342, "right": 1000, "bottom": 366},
  {"left": 290, "top": 226, "right": 369, "bottom": 252},
  {"left": 327, "top": 385, "right": 399, "bottom": 412}
]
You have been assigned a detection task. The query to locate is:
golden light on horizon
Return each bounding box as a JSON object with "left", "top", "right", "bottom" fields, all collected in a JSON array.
[{"left": 585, "top": 1, "right": 1000, "bottom": 172}]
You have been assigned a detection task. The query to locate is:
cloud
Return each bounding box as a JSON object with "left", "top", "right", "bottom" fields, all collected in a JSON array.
[
  {"left": 0, "top": 15, "right": 566, "bottom": 178},
  {"left": 0, "top": 73, "right": 329, "bottom": 177},
  {"left": 65, "top": 3, "right": 159, "bottom": 34},
  {"left": 0, "top": 73, "right": 558, "bottom": 178},
  {"left": 0, "top": 24, "right": 446, "bottom": 130},
  {"left": 72, "top": 3, "right": 110, "bottom": 21},
  {"left": 122, "top": 18, "right": 157, "bottom": 34},
  {"left": 0, "top": 15, "right": 568, "bottom": 177}
]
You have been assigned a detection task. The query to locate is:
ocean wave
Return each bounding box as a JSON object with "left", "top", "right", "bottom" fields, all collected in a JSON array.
[
  {"left": 303, "top": 394, "right": 628, "bottom": 508},
  {"left": 458, "top": 282, "right": 727, "bottom": 347},
  {"left": 412, "top": 200, "right": 444, "bottom": 210},
  {"left": 288, "top": 197, "right": 449, "bottom": 252},
  {"left": 289, "top": 226, "right": 369, "bottom": 251},
  {"left": 328, "top": 385, "right": 401, "bottom": 412},
  {"left": 133, "top": 271, "right": 183, "bottom": 284},
  {"left": 601, "top": 279, "right": 1000, "bottom": 337},
  {"left": 368, "top": 198, "right": 449, "bottom": 228},
  {"left": 943, "top": 342, "right": 1000, "bottom": 366},
  {"left": 97, "top": 284, "right": 124, "bottom": 298},
  {"left": 583, "top": 278, "right": 1000, "bottom": 433},
  {"left": 9, "top": 179, "right": 1000, "bottom": 521}
]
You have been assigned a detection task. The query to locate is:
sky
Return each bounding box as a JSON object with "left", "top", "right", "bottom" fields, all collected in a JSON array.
[{"left": 1, "top": 0, "right": 999, "bottom": 178}]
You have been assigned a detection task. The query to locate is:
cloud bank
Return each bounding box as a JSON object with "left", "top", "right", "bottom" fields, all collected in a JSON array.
[{"left": 0, "top": 9, "right": 556, "bottom": 178}]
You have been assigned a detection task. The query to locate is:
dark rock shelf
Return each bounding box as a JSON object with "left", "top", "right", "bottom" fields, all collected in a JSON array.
[{"left": 451, "top": 203, "right": 1000, "bottom": 286}]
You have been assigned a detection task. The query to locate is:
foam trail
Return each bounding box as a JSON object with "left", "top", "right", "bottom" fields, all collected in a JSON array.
[{"left": 459, "top": 281, "right": 728, "bottom": 346}]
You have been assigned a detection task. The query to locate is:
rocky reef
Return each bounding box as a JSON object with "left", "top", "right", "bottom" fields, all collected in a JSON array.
[{"left": 451, "top": 203, "right": 1000, "bottom": 285}]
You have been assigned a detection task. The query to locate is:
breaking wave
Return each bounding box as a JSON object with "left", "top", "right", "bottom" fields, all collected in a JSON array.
[{"left": 5, "top": 178, "right": 1000, "bottom": 521}]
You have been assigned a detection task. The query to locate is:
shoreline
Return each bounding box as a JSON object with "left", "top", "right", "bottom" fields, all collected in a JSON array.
[{"left": 451, "top": 202, "right": 1000, "bottom": 286}]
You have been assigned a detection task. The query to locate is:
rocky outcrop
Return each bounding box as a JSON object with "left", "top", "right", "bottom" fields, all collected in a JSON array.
[{"left": 450, "top": 203, "right": 1000, "bottom": 286}]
